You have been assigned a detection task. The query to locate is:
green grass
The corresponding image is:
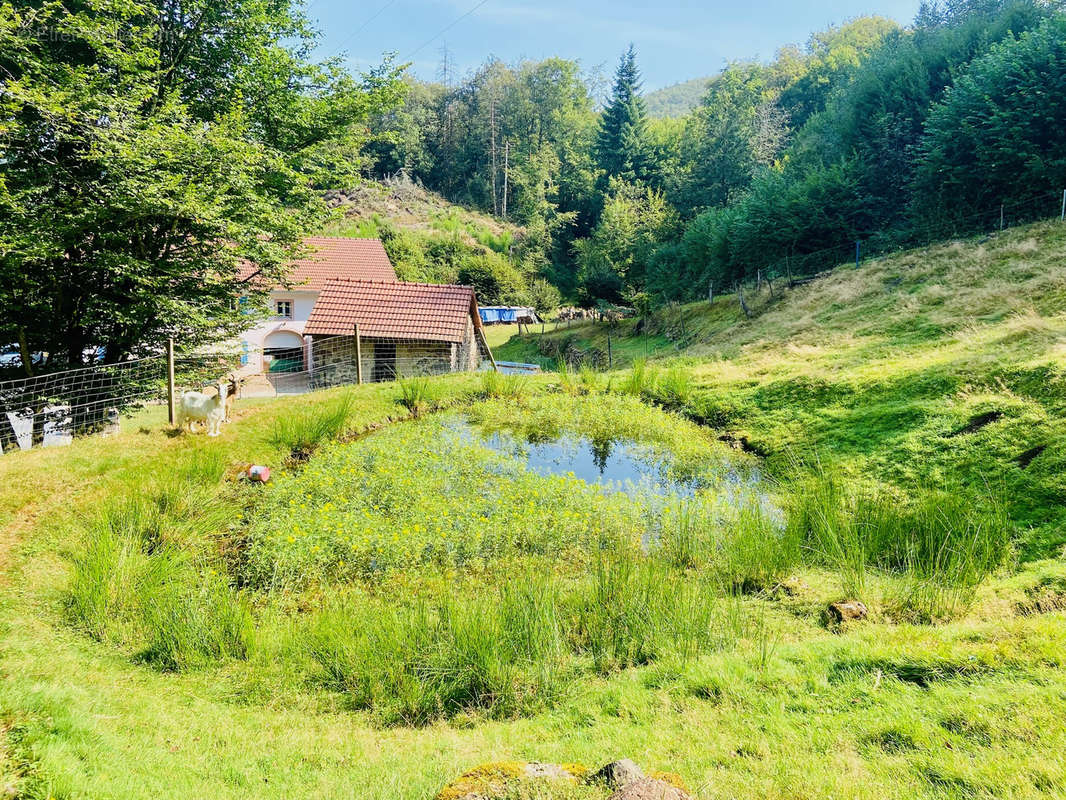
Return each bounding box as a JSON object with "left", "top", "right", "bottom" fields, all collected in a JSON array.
[{"left": 1, "top": 222, "right": 1065, "bottom": 799}]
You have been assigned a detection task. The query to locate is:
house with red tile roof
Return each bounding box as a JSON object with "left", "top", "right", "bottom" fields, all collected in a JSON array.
[
  {"left": 238, "top": 237, "right": 491, "bottom": 382},
  {"left": 304, "top": 279, "right": 488, "bottom": 381},
  {"left": 238, "top": 237, "right": 397, "bottom": 372}
]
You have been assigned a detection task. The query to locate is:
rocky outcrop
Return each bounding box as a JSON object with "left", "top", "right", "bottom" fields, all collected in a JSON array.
[
  {"left": 436, "top": 758, "right": 693, "bottom": 800},
  {"left": 608, "top": 778, "right": 693, "bottom": 800}
]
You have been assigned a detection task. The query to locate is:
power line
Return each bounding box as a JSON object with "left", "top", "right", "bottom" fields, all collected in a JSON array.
[
  {"left": 405, "top": 0, "right": 491, "bottom": 60},
  {"left": 324, "top": 0, "right": 402, "bottom": 59}
]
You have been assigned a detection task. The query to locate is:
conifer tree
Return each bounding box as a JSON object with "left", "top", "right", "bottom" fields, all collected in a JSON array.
[{"left": 595, "top": 45, "right": 651, "bottom": 182}]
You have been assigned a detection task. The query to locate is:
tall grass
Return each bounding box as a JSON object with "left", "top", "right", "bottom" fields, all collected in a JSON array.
[
  {"left": 788, "top": 468, "right": 1013, "bottom": 620},
  {"left": 653, "top": 364, "right": 695, "bottom": 409},
  {"left": 656, "top": 499, "right": 798, "bottom": 593},
  {"left": 477, "top": 370, "right": 528, "bottom": 400},
  {"left": 270, "top": 392, "right": 354, "bottom": 458},
  {"left": 570, "top": 553, "right": 729, "bottom": 674},
  {"left": 397, "top": 375, "right": 441, "bottom": 416},
  {"left": 617, "top": 358, "right": 659, "bottom": 397},
  {"left": 302, "top": 549, "right": 739, "bottom": 724},
  {"left": 67, "top": 490, "right": 252, "bottom": 670}
]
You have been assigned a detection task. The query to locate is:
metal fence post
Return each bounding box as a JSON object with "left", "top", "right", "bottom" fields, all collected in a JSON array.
[
  {"left": 353, "top": 323, "right": 363, "bottom": 385},
  {"left": 166, "top": 338, "right": 176, "bottom": 424},
  {"left": 1061, "top": 189, "right": 1065, "bottom": 222},
  {"left": 855, "top": 240, "right": 861, "bottom": 269}
]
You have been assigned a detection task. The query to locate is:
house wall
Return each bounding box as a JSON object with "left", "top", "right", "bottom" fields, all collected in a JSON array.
[
  {"left": 308, "top": 334, "right": 472, "bottom": 386},
  {"left": 239, "top": 290, "right": 318, "bottom": 371}
]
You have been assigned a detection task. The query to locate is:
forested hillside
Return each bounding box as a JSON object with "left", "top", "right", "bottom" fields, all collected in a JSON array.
[
  {"left": 362, "top": 0, "right": 1066, "bottom": 308},
  {"left": 645, "top": 77, "right": 710, "bottom": 117},
  {"left": 3, "top": 0, "right": 1065, "bottom": 364}
]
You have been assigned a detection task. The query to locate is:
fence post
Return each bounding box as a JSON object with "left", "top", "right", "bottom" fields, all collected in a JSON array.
[
  {"left": 855, "top": 241, "right": 861, "bottom": 269},
  {"left": 1000, "top": 204, "right": 1005, "bottom": 230},
  {"left": 353, "top": 323, "right": 363, "bottom": 385},
  {"left": 1061, "top": 189, "right": 1065, "bottom": 222},
  {"left": 607, "top": 329, "right": 613, "bottom": 370},
  {"left": 166, "top": 338, "right": 176, "bottom": 424}
]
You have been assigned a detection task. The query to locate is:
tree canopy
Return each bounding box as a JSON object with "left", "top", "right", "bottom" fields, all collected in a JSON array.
[{"left": 0, "top": 0, "right": 402, "bottom": 368}]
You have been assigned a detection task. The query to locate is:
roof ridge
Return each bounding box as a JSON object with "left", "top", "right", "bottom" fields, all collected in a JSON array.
[
  {"left": 302, "top": 236, "right": 383, "bottom": 243},
  {"left": 321, "top": 278, "right": 476, "bottom": 291}
]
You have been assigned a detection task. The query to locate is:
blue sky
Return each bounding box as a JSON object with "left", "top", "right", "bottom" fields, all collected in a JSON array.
[{"left": 308, "top": 0, "right": 926, "bottom": 92}]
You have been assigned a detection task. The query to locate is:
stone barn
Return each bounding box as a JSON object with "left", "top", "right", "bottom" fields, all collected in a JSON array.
[{"left": 302, "top": 279, "right": 491, "bottom": 383}]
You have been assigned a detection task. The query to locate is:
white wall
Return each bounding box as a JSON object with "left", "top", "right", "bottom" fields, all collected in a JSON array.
[{"left": 240, "top": 290, "right": 318, "bottom": 371}]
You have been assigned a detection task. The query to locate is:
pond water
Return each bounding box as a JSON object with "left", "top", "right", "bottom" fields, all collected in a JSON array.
[{"left": 449, "top": 417, "right": 758, "bottom": 502}]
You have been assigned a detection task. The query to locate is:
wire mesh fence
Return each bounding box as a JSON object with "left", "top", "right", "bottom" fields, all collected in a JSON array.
[
  {"left": 0, "top": 351, "right": 242, "bottom": 453},
  {"left": 1, "top": 327, "right": 494, "bottom": 452},
  {"left": 763, "top": 188, "right": 1066, "bottom": 286},
  {"left": 261, "top": 331, "right": 494, "bottom": 395}
]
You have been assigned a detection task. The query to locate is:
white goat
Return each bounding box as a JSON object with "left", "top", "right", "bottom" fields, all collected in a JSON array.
[{"left": 176, "top": 380, "right": 229, "bottom": 436}]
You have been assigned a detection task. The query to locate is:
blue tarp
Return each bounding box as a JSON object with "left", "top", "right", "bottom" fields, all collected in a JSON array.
[{"left": 479, "top": 306, "right": 536, "bottom": 324}]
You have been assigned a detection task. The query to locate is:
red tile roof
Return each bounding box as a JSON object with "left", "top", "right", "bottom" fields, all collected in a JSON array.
[
  {"left": 304, "top": 280, "right": 482, "bottom": 343},
  {"left": 240, "top": 238, "right": 396, "bottom": 289}
]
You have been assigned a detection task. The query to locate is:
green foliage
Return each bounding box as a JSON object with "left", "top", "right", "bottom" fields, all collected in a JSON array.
[
  {"left": 269, "top": 392, "right": 355, "bottom": 457},
  {"left": 644, "top": 78, "right": 712, "bottom": 118},
  {"left": 575, "top": 180, "right": 679, "bottom": 304},
  {"left": 595, "top": 45, "right": 652, "bottom": 183},
  {"left": 913, "top": 15, "right": 1066, "bottom": 222},
  {"left": 457, "top": 252, "right": 526, "bottom": 305},
  {"left": 0, "top": 0, "right": 404, "bottom": 365}
]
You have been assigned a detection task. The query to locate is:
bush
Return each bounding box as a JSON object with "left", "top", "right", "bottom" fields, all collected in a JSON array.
[{"left": 457, "top": 252, "right": 525, "bottom": 305}]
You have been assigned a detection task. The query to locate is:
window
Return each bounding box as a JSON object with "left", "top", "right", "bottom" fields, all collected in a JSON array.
[{"left": 275, "top": 299, "right": 293, "bottom": 319}]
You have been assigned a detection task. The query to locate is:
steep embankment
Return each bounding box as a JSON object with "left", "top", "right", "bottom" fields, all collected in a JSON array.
[{"left": 498, "top": 221, "right": 1066, "bottom": 556}]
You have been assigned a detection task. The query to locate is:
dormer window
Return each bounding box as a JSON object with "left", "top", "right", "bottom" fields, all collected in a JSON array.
[{"left": 275, "top": 299, "right": 293, "bottom": 319}]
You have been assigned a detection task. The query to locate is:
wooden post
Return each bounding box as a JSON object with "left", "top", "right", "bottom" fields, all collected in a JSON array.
[
  {"left": 478, "top": 326, "right": 499, "bottom": 373},
  {"left": 708, "top": 280, "right": 714, "bottom": 305},
  {"left": 1061, "top": 189, "right": 1065, "bottom": 222},
  {"left": 1000, "top": 204, "right": 1005, "bottom": 230},
  {"left": 855, "top": 241, "right": 861, "bottom": 269},
  {"left": 354, "top": 323, "right": 363, "bottom": 385},
  {"left": 607, "top": 328, "right": 613, "bottom": 370},
  {"left": 166, "top": 338, "right": 176, "bottom": 424}
]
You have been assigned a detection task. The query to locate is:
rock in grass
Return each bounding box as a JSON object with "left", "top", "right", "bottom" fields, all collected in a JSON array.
[
  {"left": 607, "top": 777, "right": 694, "bottom": 800},
  {"left": 828, "top": 600, "right": 868, "bottom": 623},
  {"left": 435, "top": 761, "right": 587, "bottom": 800},
  {"left": 591, "top": 759, "right": 645, "bottom": 788}
]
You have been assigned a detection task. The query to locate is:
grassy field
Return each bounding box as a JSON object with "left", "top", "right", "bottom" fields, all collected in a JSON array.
[{"left": 1, "top": 222, "right": 1065, "bottom": 799}]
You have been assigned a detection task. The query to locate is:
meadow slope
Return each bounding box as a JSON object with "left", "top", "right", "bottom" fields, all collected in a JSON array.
[{"left": 0, "top": 223, "right": 1063, "bottom": 800}]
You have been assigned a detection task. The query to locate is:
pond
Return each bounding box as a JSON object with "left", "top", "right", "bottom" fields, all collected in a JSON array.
[{"left": 449, "top": 416, "right": 764, "bottom": 503}]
